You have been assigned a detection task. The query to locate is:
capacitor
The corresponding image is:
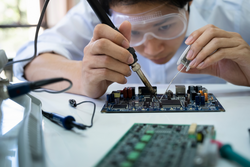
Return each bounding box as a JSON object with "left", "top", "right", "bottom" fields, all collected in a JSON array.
[
  {"left": 123, "top": 87, "right": 128, "bottom": 99},
  {"left": 200, "top": 96, "right": 205, "bottom": 106},
  {"left": 196, "top": 131, "right": 204, "bottom": 143},
  {"left": 202, "top": 88, "right": 208, "bottom": 94},
  {"left": 110, "top": 93, "right": 115, "bottom": 102},
  {"left": 128, "top": 87, "right": 133, "bottom": 99},
  {"left": 188, "top": 85, "right": 194, "bottom": 94},
  {"left": 120, "top": 94, "right": 124, "bottom": 100},
  {"left": 196, "top": 85, "right": 202, "bottom": 92},
  {"left": 191, "top": 90, "right": 197, "bottom": 101},
  {"left": 195, "top": 96, "right": 200, "bottom": 106},
  {"left": 199, "top": 90, "right": 204, "bottom": 96},
  {"left": 204, "top": 93, "right": 208, "bottom": 102},
  {"left": 106, "top": 94, "right": 110, "bottom": 103},
  {"left": 131, "top": 87, "right": 135, "bottom": 97}
]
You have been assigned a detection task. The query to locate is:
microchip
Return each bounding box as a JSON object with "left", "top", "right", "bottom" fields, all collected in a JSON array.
[
  {"left": 161, "top": 100, "right": 181, "bottom": 108},
  {"left": 175, "top": 85, "right": 186, "bottom": 96},
  {"left": 112, "top": 104, "right": 127, "bottom": 109}
]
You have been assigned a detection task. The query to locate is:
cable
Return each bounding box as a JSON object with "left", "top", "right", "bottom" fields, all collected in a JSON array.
[
  {"left": 74, "top": 101, "right": 96, "bottom": 128},
  {"left": 42, "top": 100, "right": 96, "bottom": 130},
  {"left": 2, "top": 0, "right": 72, "bottom": 95},
  {"left": 4, "top": 77, "right": 72, "bottom": 99},
  {"left": 32, "top": 78, "right": 73, "bottom": 94},
  {"left": 211, "top": 140, "right": 250, "bottom": 167},
  {"left": 5, "top": 0, "right": 50, "bottom": 66},
  {"left": 69, "top": 99, "right": 96, "bottom": 128}
]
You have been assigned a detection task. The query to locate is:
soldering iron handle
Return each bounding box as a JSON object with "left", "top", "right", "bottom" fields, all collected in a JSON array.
[
  {"left": 86, "top": 0, "right": 138, "bottom": 65},
  {"left": 87, "top": 0, "right": 115, "bottom": 29}
]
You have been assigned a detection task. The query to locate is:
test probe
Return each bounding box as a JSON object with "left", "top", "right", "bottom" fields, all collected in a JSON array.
[
  {"left": 42, "top": 100, "right": 96, "bottom": 130},
  {"left": 86, "top": 0, "right": 159, "bottom": 101},
  {"left": 42, "top": 110, "right": 87, "bottom": 130}
]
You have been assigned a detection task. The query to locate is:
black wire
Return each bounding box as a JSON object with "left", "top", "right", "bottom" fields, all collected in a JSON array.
[
  {"left": 76, "top": 101, "right": 96, "bottom": 128},
  {"left": 5, "top": 0, "right": 50, "bottom": 66},
  {"left": 4, "top": 0, "right": 72, "bottom": 94},
  {"left": 32, "top": 78, "right": 73, "bottom": 94}
]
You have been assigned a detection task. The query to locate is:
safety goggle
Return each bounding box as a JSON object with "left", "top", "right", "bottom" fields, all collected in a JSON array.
[{"left": 110, "top": 4, "right": 188, "bottom": 47}]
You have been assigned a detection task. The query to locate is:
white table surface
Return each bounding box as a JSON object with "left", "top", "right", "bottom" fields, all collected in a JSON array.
[{"left": 29, "top": 83, "right": 250, "bottom": 167}]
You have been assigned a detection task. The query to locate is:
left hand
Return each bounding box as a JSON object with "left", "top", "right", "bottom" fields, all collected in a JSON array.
[{"left": 178, "top": 24, "right": 250, "bottom": 86}]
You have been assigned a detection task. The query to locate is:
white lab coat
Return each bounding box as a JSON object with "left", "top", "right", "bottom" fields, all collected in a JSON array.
[{"left": 13, "top": 0, "right": 250, "bottom": 85}]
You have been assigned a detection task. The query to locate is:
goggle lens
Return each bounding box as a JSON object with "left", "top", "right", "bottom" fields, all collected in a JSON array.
[{"left": 129, "top": 15, "right": 186, "bottom": 46}]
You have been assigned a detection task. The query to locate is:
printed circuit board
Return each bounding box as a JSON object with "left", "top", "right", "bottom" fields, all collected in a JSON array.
[{"left": 101, "top": 85, "right": 225, "bottom": 113}]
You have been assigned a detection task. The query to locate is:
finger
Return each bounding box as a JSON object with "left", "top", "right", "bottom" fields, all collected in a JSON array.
[
  {"left": 177, "top": 64, "right": 214, "bottom": 75},
  {"left": 185, "top": 24, "right": 232, "bottom": 45},
  {"left": 119, "top": 21, "right": 132, "bottom": 42},
  {"left": 89, "top": 38, "right": 134, "bottom": 64},
  {"left": 189, "top": 38, "right": 239, "bottom": 68},
  {"left": 186, "top": 26, "right": 233, "bottom": 60},
  {"left": 196, "top": 48, "right": 235, "bottom": 70},
  {"left": 91, "top": 68, "right": 128, "bottom": 84},
  {"left": 88, "top": 55, "right": 132, "bottom": 77},
  {"left": 92, "top": 24, "right": 130, "bottom": 49}
]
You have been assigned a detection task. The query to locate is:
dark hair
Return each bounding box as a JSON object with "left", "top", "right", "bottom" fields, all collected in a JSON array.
[{"left": 99, "top": 0, "right": 192, "bottom": 14}]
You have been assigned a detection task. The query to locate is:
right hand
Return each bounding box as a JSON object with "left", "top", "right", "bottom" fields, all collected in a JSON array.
[{"left": 81, "top": 21, "right": 134, "bottom": 98}]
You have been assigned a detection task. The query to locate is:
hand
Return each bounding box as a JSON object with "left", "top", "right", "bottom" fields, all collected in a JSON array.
[
  {"left": 178, "top": 24, "right": 250, "bottom": 86},
  {"left": 81, "top": 21, "right": 134, "bottom": 98}
]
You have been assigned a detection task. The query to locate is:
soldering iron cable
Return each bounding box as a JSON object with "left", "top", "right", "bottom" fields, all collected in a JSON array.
[{"left": 5, "top": 0, "right": 50, "bottom": 67}]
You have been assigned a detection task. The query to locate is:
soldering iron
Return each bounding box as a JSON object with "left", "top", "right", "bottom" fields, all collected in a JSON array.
[{"left": 86, "top": 0, "right": 159, "bottom": 102}]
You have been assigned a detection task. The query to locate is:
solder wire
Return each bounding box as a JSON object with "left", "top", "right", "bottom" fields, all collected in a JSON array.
[{"left": 160, "top": 64, "right": 186, "bottom": 101}]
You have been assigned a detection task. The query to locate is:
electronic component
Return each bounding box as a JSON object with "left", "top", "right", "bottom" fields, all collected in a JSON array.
[
  {"left": 139, "top": 86, "right": 157, "bottom": 96},
  {"left": 175, "top": 85, "right": 186, "bottom": 96},
  {"left": 113, "top": 104, "right": 128, "bottom": 109},
  {"left": 161, "top": 99, "right": 181, "bottom": 108},
  {"left": 95, "top": 123, "right": 216, "bottom": 167},
  {"left": 188, "top": 123, "right": 197, "bottom": 134},
  {"left": 101, "top": 85, "right": 225, "bottom": 113}
]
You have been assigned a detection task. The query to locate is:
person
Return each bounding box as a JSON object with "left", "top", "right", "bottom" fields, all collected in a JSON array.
[{"left": 13, "top": 0, "right": 250, "bottom": 98}]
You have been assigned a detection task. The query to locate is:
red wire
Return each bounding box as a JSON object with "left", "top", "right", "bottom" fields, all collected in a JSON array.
[{"left": 211, "top": 140, "right": 223, "bottom": 148}]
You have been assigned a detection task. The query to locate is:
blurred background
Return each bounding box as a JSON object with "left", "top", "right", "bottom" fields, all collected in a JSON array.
[{"left": 0, "top": 0, "right": 80, "bottom": 81}]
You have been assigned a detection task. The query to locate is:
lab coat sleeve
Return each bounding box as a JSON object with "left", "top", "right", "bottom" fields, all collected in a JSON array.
[{"left": 13, "top": 0, "right": 100, "bottom": 81}]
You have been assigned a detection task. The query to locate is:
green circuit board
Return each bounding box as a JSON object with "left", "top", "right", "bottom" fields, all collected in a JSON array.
[{"left": 96, "top": 123, "right": 216, "bottom": 167}]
